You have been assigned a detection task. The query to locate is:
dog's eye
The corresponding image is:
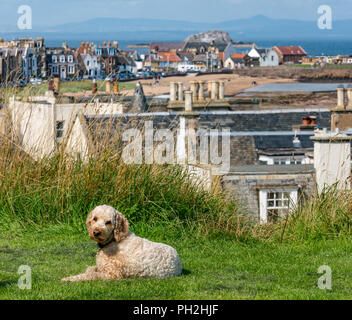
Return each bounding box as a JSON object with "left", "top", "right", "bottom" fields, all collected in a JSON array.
[
  {"left": 106, "top": 221, "right": 112, "bottom": 225},
  {"left": 93, "top": 217, "right": 97, "bottom": 222}
]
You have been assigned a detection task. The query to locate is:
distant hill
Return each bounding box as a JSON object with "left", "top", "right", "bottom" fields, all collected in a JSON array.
[
  {"left": 44, "top": 15, "right": 352, "bottom": 40},
  {"left": 1, "top": 15, "right": 352, "bottom": 41}
]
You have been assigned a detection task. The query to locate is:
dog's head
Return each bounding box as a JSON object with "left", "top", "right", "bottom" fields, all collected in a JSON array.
[{"left": 86, "top": 205, "right": 129, "bottom": 246}]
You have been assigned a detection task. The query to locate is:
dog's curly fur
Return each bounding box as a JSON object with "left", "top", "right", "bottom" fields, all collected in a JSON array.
[{"left": 62, "top": 205, "right": 182, "bottom": 281}]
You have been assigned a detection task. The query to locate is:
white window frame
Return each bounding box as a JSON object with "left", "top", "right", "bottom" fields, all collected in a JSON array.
[
  {"left": 259, "top": 189, "right": 298, "bottom": 224},
  {"left": 60, "top": 55, "right": 65, "bottom": 63},
  {"left": 259, "top": 155, "right": 307, "bottom": 166},
  {"left": 68, "top": 55, "right": 73, "bottom": 63},
  {"left": 68, "top": 65, "right": 75, "bottom": 74},
  {"left": 52, "top": 56, "right": 57, "bottom": 63}
]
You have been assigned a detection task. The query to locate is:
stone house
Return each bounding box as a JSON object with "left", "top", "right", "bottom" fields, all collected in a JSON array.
[
  {"left": 248, "top": 48, "right": 279, "bottom": 67},
  {"left": 274, "top": 46, "right": 307, "bottom": 65},
  {"left": 47, "top": 48, "right": 80, "bottom": 79}
]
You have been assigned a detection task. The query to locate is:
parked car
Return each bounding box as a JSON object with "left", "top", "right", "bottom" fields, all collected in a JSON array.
[{"left": 30, "top": 78, "right": 43, "bottom": 85}]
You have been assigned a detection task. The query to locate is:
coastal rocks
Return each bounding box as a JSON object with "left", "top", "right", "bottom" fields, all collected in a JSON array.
[{"left": 184, "top": 30, "right": 232, "bottom": 44}]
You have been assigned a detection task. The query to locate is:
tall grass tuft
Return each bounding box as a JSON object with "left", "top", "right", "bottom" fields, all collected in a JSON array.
[
  {"left": 273, "top": 185, "right": 352, "bottom": 242},
  {"left": 0, "top": 132, "right": 248, "bottom": 239}
]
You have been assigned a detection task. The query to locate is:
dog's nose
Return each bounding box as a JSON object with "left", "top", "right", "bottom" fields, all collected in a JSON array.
[{"left": 93, "top": 230, "right": 101, "bottom": 237}]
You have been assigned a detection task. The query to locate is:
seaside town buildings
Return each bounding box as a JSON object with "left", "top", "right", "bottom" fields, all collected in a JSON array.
[{"left": 5, "top": 73, "right": 351, "bottom": 223}]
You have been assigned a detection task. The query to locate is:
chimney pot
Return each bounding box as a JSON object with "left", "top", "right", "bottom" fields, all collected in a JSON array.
[{"left": 92, "top": 79, "right": 98, "bottom": 94}]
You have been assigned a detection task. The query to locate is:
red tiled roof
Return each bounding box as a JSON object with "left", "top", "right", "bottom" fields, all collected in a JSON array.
[
  {"left": 158, "top": 52, "right": 182, "bottom": 62},
  {"left": 275, "top": 46, "right": 307, "bottom": 56},
  {"left": 231, "top": 53, "right": 246, "bottom": 59}
]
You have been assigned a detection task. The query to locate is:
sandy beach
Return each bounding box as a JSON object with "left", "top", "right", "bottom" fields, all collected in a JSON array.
[{"left": 123, "top": 73, "right": 296, "bottom": 97}]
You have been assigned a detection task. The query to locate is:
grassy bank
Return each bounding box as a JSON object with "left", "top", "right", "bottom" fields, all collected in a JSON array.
[
  {"left": 0, "top": 80, "right": 136, "bottom": 99},
  {"left": 2, "top": 113, "right": 352, "bottom": 299},
  {"left": 1, "top": 223, "right": 351, "bottom": 300}
]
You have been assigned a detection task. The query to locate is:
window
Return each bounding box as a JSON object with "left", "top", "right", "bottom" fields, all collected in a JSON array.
[
  {"left": 60, "top": 55, "right": 65, "bottom": 63},
  {"left": 52, "top": 66, "right": 58, "bottom": 74},
  {"left": 68, "top": 55, "right": 73, "bottom": 63},
  {"left": 259, "top": 189, "right": 298, "bottom": 224},
  {"left": 274, "top": 158, "right": 287, "bottom": 165},
  {"left": 52, "top": 56, "right": 57, "bottom": 63},
  {"left": 259, "top": 156, "right": 305, "bottom": 166},
  {"left": 56, "top": 121, "right": 64, "bottom": 139},
  {"left": 68, "top": 65, "right": 75, "bottom": 74}
]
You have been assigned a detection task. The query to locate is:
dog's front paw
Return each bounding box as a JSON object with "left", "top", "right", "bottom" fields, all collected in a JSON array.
[{"left": 61, "top": 276, "right": 76, "bottom": 282}]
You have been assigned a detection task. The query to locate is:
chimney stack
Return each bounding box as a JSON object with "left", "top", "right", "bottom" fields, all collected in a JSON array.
[
  {"left": 113, "top": 81, "right": 119, "bottom": 94},
  {"left": 337, "top": 85, "right": 345, "bottom": 109},
  {"left": 54, "top": 77, "right": 60, "bottom": 93},
  {"left": 198, "top": 81, "right": 205, "bottom": 101},
  {"left": 211, "top": 81, "right": 219, "bottom": 100},
  {"left": 190, "top": 81, "right": 198, "bottom": 102},
  {"left": 92, "top": 79, "right": 98, "bottom": 94},
  {"left": 219, "top": 81, "right": 225, "bottom": 100},
  {"left": 347, "top": 85, "right": 352, "bottom": 110},
  {"left": 170, "top": 82, "right": 177, "bottom": 102},
  {"left": 184, "top": 91, "right": 193, "bottom": 112},
  {"left": 311, "top": 131, "right": 352, "bottom": 192},
  {"left": 178, "top": 82, "right": 184, "bottom": 101},
  {"left": 106, "top": 79, "right": 111, "bottom": 94},
  {"left": 48, "top": 79, "right": 54, "bottom": 92}
]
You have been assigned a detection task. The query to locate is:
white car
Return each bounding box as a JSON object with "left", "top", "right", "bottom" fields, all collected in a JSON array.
[{"left": 30, "top": 78, "right": 43, "bottom": 85}]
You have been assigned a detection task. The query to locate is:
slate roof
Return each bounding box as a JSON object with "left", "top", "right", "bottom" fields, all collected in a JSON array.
[
  {"left": 150, "top": 42, "right": 184, "bottom": 52},
  {"left": 254, "top": 132, "right": 314, "bottom": 153},
  {"left": 198, "top": 110, "right": 331, "bottom": 132},
  {"left": 183, "top": 42, "right": 228, "bottom": 52},
  {"left": 275, "top": 46, "right": 307, "bottom": 56}
]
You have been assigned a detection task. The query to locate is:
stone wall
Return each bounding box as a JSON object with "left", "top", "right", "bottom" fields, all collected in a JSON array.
[{"left": 221, "top": 166, "right": 316, "bottom": 219}]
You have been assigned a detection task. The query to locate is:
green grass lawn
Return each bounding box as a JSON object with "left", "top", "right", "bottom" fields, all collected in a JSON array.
[
  {"left": 1, "top": 223, "right": 351, "bottom": 300},
  {"left": 1, "top": 80, "right": 136, "bottom": 98}
]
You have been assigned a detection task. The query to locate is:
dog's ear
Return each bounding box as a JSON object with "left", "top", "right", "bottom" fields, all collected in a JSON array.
[
  {"left": 86, "top": 210, "right": 95, "bottom": 239},
  {"left": 114, "top": 212, "right": 129, "bottom": 243}
]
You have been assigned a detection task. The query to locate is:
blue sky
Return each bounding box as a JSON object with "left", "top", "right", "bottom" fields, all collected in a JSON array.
[{"left": 1, "top": 0, "right": 351, "bottom": 26}]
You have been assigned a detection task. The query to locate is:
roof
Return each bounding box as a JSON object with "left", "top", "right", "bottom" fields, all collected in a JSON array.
[
  {"left": 227, "top": 164, "right": 314, "bottom": 175},
  {"left": 150, "top": 42, "right": 184, "bottom": 52},
  {"left": 275, "top": 46, "right": 307, "bottom": 56},
  {"left": 177, "top": 52, "right": 194, "bottom": 61},
  {"left": 254, "top": 134, "right": 314, "bottom": 151},
  {"left": 231, "top": 53, "right": 246, "bottom": 59},
  {"left": 198, "top": 110, "right": 331, "bottom": 132},
  {"left": 183, "top": 42, "right": 228, "bottom": 52},
  {"left": 158, "top": 52, "right": 181, "bottom": 62}
]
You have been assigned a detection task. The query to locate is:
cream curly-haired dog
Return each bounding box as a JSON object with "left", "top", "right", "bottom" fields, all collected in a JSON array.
[{"left": 62, "top": 205, "right": 182, "bottom": 281}]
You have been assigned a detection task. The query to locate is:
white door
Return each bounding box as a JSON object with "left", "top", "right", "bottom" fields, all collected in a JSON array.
[{"left": 60, "top": 67, "right": 66, "bottom": 79}]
